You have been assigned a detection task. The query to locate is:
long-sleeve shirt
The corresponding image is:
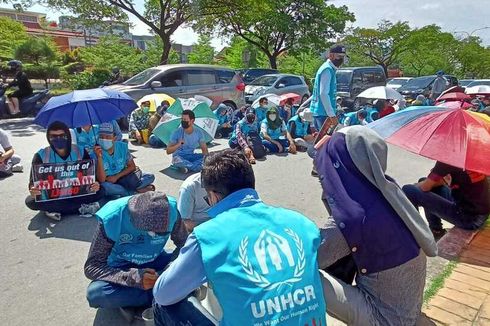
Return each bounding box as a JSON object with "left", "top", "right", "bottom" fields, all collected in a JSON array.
[
  {"left": 84, "top": 217, "right": 188, "bottom": 289},
  {"left": 235, "top": 123, "right": 249, "bottom": 149}
]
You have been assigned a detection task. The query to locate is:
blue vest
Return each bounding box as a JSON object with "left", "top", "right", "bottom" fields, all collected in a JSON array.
[
  {"left": 366, "top": 107, "right": 378, "bottom": 123},
  {"left": 37, "top": 145, "right": 84, "bottom": 163},
  {"left": 344, "top": 112, "right": 360, "bottom": 126},
  {"left": 261, "top": 119, "right": 284, "bottom": 140},
  {"left": 256, "top": 107, "right": 267, "bottom": 122},
  {"left": 74, "top": 125, "right": 99, "bottom": 154},
  {"left": 97, "top": 195, "right": 178, "bottom": 268},
  {"left": 230, "top": 119, "right": 259, "bottom": 143},
  {"left": 194, "top": 189, "right": 326, "bottom": 326},
  {"left": 310, "top": 60, "right": 337, "bottom": 117},
  {"left": 102, "top": 141, "right": 129, "bottom": 176},
  {"left": 288, "top": 115, "right": 309, "bottom": 138}
]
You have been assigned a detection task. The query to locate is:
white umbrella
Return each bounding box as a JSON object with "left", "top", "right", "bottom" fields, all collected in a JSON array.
[
  {"left": 251, "top": 93, "right": 281, "bottom": 109},
  {"left": 357, "top": 86, "right": 403, "bottom": 101},
  {"left": 465, "top": 85, "right": 490, "bottom": 95}
]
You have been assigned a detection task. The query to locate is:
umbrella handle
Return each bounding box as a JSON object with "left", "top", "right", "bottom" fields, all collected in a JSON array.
[{"left": 86, "top": 105, "right": 98, "bottom": 145}]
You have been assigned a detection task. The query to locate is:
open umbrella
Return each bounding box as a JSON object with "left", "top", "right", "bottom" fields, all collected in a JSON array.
[
  {"left": 357, "top": 86, "right": 403, "bottom": 101},
  {"left": 137, "top": 93, "right": 175, "bottom": 113},
  {"left": 436, "top": 92, "right": 470, "bottom": 102},
  {"left": 368, "top": 106, "right": 490, "bottom": 175},
  {"left": 251, "top": 93, "right": 281, "bottom": 109},
  {"left": 35, "top": 88, "right": 137, "bottom": 128},
  {"left": 466, "top": 85, "right": 490, "bottom": 95},
  {"left": 152, "top": 97, "right": 219, "bottom": 145}
]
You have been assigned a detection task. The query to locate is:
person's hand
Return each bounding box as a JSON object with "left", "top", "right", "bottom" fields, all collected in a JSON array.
[
  {"left": 273, "top": 140, "right": 283, "bottom": 153},
  {"left": 304, "top": 134, "right": 315, "bottom": 142},
  {"left": 244, "top": 147, "right": 252, "bottom": 156},
  {"left": 0, "top": 153, "right": 5, "bottom": 163},
  {"left": 135, "top": 131, "right": 142, "bottom": 143},
  {"left": 142, "top": 268, "right": 159, "bottom": 290},
  {"left": 106, "top": 175, "right": 118, "bottom": 183},
  {"left": 90, "top": 182, "right": 100, "bottom": 192},
  {"left": 29, "top": 186, "right": 41, "bottom": 197},
  {"left": 289, "top": 142, "right": 297, "bottom": 154},
  {"left": 93, "top": 145, "right": 103, "bottom": 158},
  {"left": 178, "top": 138, "right": 184, "bottom": 147}
]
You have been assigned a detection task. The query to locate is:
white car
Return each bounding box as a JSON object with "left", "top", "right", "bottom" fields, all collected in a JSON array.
[
  {"left": 386, "top": 77, "right": 412, "bottom": 91},
  {"left": 244, "top": 74, "right": 310, "bottom": 104}
]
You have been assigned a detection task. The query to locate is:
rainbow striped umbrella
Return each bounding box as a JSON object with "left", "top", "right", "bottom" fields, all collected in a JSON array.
[{"left": 368, "top": 106, "right": 490, "bottom": 175}]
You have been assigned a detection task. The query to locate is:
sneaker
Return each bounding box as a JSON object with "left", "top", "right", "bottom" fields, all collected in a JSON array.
[
  {"left": 11, "top": 164, "right": 23, "bottom": 172},
  {"left": 44, "top": 211, "right": 61, "bottom": 221},
  {"left": 311, "top": 166, "right": 319, "bottom": 177},
  {"left": 141, "top": 307, "right": 154, "bottom": 322},
  {"left": 78, "top": 202, "right": 100, "bottom": 216}
]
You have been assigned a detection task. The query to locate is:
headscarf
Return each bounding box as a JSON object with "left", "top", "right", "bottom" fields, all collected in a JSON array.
[{"left": 265, "top": 107, "right": 282, "bottom": 130}]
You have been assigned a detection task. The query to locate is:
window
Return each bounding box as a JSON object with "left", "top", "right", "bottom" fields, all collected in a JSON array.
[
  {"left": 17, "top": 14, "right": 37, "bottom": 23},
  {"left": 275, "top": 78, "right": 287, "bottom": 88},
  {"left": 159, "top": 70, "right": 185, "bottom": 87},
  {"left": 217, "top": 70, "right": 235, "bottom": 84},
  {"left": 362, "top": 72, "right": 375, "bottom": 84},
  {"left": 287, "top": 77, "right": 303, "bottom": 86},
  {"left": 375, "top": 71, "right": 384, "bottom": 83},
  {"left": 186, "top": 69, "right": 217, "bottom": 86}
]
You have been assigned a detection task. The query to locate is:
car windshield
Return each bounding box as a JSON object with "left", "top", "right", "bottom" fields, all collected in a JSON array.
[
  {"left": 400, "top": 76, "right": 434, "bottom": 90},
  {"left": 336, "top": 70, "right": 353, "bottom": 85},
  {"left": 467, "top": 80, "right": 490, "bottom": 87},
  {"left": 388, "top": 78, "right": 409, "bottom": 85},
  {"left": 250, "top": 75, "right": 277, "bottom": 86},
  {"left": 124, "top": 68, "right": 160, "bottom": 86},
  {"left": 460, "top": 80, "right": 474, "bottom": 87}
]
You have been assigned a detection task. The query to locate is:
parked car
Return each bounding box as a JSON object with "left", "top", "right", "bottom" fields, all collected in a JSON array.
[
  {"left": 335, "top": 66, "right": 387, "bottom": 108},
  {"left": 238, "top": 68, "right": 279, "bottom": 85},
  {"left": 386, "top": 77, "right": 412, "bottom": 90},
  {"left": 106, "top": 64, "right": 246, "bottom": 110},
  {"left": 397, "top": 75, "right": 459, "bottom": 101},
  {"left": 466, "top": 79, "right": 490, "bottom": 87},
  {"left": 244, "top": 73, "right": 310, "bottom": 104},
  {"left": 459, "top": 79, "right": 475, "bottom": 89}
]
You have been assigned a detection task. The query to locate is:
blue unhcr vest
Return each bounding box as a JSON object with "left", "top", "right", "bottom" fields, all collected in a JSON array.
[
  {"left": 344, "top": 112, "right": 360, "bottom": 126},
  {"left": 194, "top": 189, "right": 326, "bottom": 326},
  {"left": 74, "top": 125, "right": 99, "bottom": 154},
  {"left": 256, "top": 107, "right": 267, "bottom": 123},
  {"left": 310, "top": 60, "right": 337, "bottom": 117},
  {"left": 97, "top": 195, "right": 178, "bottom": 268},
  {"left": 261, "top": 119, "right": 284, "bottom": 140},
  {"left": 288, "top": 115, "right": 309, "bottom": 138},
  {"left": 37, "top": 145, "right": 84, "bottom": 163},
  {"left": 230, "top": 119, "right": 259, "bottom": 143},
  {"left": 102, "top": 141, "right": 129, "bottom": 176}
]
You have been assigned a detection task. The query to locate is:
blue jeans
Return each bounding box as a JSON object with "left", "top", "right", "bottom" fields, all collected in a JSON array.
[
  {"left": 149, "top": 134, "right": 166, "bottom": 148},
  {"left": 102, "top": 173, "right": 155, "bottom": 197},
  {"left": 154, "top": 297, "right": 215, "bottom": 326},
  {"left": 313, "top": 115, "right": 327, "bottom": 131},
  {"left": 262, "top": 138, "right": 289, "bottom": 153},
  {"left": 402, "top": 184, "right": 488, "bottom": 231},
  {"left": 86, "top": 252, "right": 172, "bottom": 309},
  {"left": 172, "top": 153, "right": 204, "bottom": 172}
]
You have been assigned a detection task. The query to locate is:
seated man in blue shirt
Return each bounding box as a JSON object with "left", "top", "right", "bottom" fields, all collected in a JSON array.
[
  {"left": 95, "top": 123, "right": 155, "bottom": 197},
  {"left": 85, "top": 191, "right": 187, "bottom": 321},
  {"left": 152, "top": 149, "right": 326, "bottom": 326},
  {"left": 166, "top": 109, "right": 209, "bottom": 174},
  {"left": 213, "top": 103, "right": 234, "bottom": 139},
  {"left": 177, "top": 172, "right": 210, "bottom": 232}
]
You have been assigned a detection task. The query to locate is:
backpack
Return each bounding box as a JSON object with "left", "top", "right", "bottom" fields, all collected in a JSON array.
[{"left": 246, "top": 130, "right": 266, "bottom": 159}]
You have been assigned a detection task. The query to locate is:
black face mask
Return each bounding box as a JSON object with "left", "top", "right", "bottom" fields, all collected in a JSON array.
[
  {"left": 331, "top": 57, "right": 344, "bottom": 67},
  {"left": 181, "top": 121, "right": 190, "bottom": 129},
  {"left": 246, "top": 114, "right": 255, "bottom": 123}
]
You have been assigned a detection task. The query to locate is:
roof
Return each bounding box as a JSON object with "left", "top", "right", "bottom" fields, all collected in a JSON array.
[
  {"left": 26, "top": 27, "right": 85, "bottom": 38},
  {"left": 0, "top": 8, "right": 46, "bottom": 16}
]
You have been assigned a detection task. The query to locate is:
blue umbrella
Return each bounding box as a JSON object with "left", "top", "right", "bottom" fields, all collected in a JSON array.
[{"left": 34, "top": 88, "right": 137, "bottom": 128}]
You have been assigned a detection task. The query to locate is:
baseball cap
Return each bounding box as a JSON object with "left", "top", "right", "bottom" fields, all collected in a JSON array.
[
  {"left": 330, "top": 44, "right": 347, "bottom": 55},
  {"left": 98, "top": 122, "right": 114, "bottom": 136}
]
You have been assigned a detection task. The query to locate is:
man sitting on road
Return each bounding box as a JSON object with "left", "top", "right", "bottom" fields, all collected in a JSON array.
[
  {"left": 177, "top": 172, "right": 210, "bottom": 232},
  {"left": 255, "top": 97, "right": 269, "bottom": 123},
  {"left": 152, "top": 149, "right": 326, "bottom": 326},
  {"left": 288, "top": 108, "right": 314, "bottom": 154},
  {"left": 213, "top": 103, "right": 234, "bottom": 138},
  {"left": 129, "top": 101, "right": 152, "bottom": 144},
  {"left": 0, "top": 127, "right": 23, "bottom": 177},
  {"left": 25, "top": 121, "right": 103, "bottom": 220},
  {"left": 229, "top": 107, "right": 264, "bottom": 164},
  {"left": 343, "top": 109, "right": 368, "bottom": 126},
  {"left": 148, "top": 101, "right": 170, "bottom": 148},
  {"left": 403, "top": 162, "right": 490, "bottom": 240},
  {"left": 85, "top": 191, "right": 187, "bottom": 322},
  {"left": 260, "top": 107, "right": 297, "bottom": 154},
  {"left": 166, "top": 110, "right": 208, "bottom": 174},
  {"left": 94, "top": 123, "right": 155, "bottom": 198}
]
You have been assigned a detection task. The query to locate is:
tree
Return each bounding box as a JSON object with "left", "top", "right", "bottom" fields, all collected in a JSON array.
[
  {"left": 277, "top": 51, "right": 323, "bottom": 80},
  {"left": 197, "top": 0, "right": 354, "bottom": 69},
  {"left": 345, "top": 20, "right": 411, "bottom": 75},
  {"left": 0, "top": 17, "right": 29, "bottom": 60},
  {"left": 187, "top": 35, "right": 215, "bottom": 64},
  {"left": 42, "top": 0, "right": 209, "bottom": 64},
  {"left": 217, "top": 36, "right": 268, "bottom": 69},
  {"left": 454, "top": 37, "right": 490, "bottom": 78},
  {"left": 14, "top": 37, "right": 59, "bottom": 65}
]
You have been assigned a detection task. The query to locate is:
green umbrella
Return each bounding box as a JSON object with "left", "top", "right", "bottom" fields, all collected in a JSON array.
[{"left": 153, "top": 98, "right": 219, "bottom": 145}]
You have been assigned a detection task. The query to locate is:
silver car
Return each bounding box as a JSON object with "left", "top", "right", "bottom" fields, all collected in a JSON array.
[
  {"left": 106, "top": 64, "right": 246, "bottom": 110},
  {"left": 244, "top": 74, "right": 310, "bottom": 104}
]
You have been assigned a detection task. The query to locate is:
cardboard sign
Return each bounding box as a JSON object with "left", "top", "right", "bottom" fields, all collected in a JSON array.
[{"left": 32, "top": 159, "right": 96, "bottom": 202}]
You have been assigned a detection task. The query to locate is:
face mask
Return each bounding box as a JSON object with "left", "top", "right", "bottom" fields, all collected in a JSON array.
[
  {"left": 269, "top": 114, "right": 277, "bottom": 121},
  {"left": 246, "top": 114, "right": 255, "bottom": 123},
  {"left": 332, "top": 57, "right": 344, "bottom": 67},
  {"left": 99, "top": 139, "right": 113, "bottom": 150},
  {"left": 50, "top": 137, "right": 68, "bottom": 150},
  {"left": 181, "top": 121, "right": 190, "bottom": 129},
  {"left": 142, "top": 106, "right": 150, "bottom": 113}
]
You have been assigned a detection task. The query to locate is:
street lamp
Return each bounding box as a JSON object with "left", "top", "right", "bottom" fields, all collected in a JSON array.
[{"left": 454, "top": 26, "right": 490, "bottom": 38}]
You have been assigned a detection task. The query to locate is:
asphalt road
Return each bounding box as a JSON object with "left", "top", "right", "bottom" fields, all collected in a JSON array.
[{"left": 0, "top": 118, "right": 445, "bottom": 326}]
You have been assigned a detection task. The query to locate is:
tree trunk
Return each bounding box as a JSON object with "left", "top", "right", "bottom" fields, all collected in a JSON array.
[
  {"left": 159, "top": 34, "right": 172, "bottom": 65},
  {"left": 267, "top": 54, "right": 278, "bottom": 69}
]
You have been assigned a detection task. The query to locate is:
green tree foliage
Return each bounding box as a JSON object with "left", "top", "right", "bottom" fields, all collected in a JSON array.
[
  {"left": 197, "top": 0, "right": 354, "bottom": 69},
  {"left": 14, "top": 37, "right": 59, "bottom": 65},
  {"left": 143, "top": 38, "right": 181, "bottom": 66},
  {"left": 217, "top": 37, "right": 268, "bottom": 69},
  {"left": 0, "top": 17, "right": 29, "bottom": 60},
  {"left": 454, "top": 37, "right": 490, "bottom": 78},
  {"left": 187, "top": 35, "right": 215, "bottom": 64},
  {"left": 277, "top": 51, "right": 323, "bottom": 80}
]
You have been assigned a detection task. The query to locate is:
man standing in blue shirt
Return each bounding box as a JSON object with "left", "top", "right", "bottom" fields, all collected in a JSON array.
[
  {"left": 166, "top": 110, "right": 209, "bottom": 174},
  {"left": 152, "top": 149, "right": 326, "bottom": 326}
]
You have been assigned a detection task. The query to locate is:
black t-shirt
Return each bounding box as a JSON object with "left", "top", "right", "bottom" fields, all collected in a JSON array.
[
  {"left": 9, "top": 71, "right": 33, "bottom": 94},
  {"left": 429, "top": 161, "right": 490, "bottom": 215}
]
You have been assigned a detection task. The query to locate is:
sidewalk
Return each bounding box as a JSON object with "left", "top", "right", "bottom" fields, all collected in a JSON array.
[{"left": 423, "top": 224, "right": 490, "bottom": 325}]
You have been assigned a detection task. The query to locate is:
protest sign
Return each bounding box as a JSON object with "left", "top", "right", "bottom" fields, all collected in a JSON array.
[{"left": 32, "top": 159, "right": 96, "bottom": 202}]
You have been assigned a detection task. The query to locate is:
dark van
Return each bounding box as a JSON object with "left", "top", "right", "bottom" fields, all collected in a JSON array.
[
  {"left": 336, "top": 66, "right": 387, "bottom": 108},
  {"left": 397, "top": 75, "right": 459, "bottom": 101}
]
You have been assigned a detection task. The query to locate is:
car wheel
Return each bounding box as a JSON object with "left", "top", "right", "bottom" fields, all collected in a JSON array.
[
  {"left": 353, "top": 98, "right": 361, "bottom": 110},
  {"left": 301, "top": 95, "right": 309, "bottom": 104}
]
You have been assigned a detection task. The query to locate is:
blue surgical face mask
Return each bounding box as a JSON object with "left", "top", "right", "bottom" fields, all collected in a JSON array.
[{"left": 100, "top": 139, "right": 113, "bottom": 150}]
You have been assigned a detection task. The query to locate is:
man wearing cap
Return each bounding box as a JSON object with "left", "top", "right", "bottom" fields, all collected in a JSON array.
[
  {"left": 229, "top": 107, "right": 265, "bottom": 164},
  {"left": 288, "top": 108, "right": 315, "bottom": 154},
  {"left": 85, "top": 191, "right": 187, "bottom": 320},
  {"left": 310, "top": 45, "right": 347, "bottom": 134},
  {"left": 94, "top": 122, "right": 155, "bottom": 197},
  {"left": 430, "top": 71, "right": 447, "bottom": 101}
]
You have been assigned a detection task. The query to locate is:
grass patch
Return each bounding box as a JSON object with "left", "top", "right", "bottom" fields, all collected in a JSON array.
[
  {"left": 48, "top": 87, "right": 72, "bottom": 96},
  {"left": 423, "top": 261, "right": 458, "bottom": 304}
]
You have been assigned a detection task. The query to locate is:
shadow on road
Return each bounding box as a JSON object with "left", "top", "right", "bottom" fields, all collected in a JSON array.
[
  {"left": 93, "top": 308, "right": 145, "bottom": 326},
  {"left": 0, "top": 118, "right": 45, "bottom": 137},
  {"left": 160, "top": 167, "right": 189, "bottom": 181},
  {"left": 27, "top": 211, "right": 98, "bottom": 242}
]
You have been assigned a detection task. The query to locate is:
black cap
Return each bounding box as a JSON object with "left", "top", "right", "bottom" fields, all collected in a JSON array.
[
  {"left": 330, "top": 44, "right": 347, "bottom": 54},
  {"left": 246, "top": 107, "right": 255, "bottom": 115}
]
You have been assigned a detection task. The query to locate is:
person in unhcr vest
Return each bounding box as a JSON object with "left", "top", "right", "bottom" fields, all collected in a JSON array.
[
  {"left": 152, "top": 149, "right": 326, "bottom": 326},
  {"left": 315, "top": 126, "right": 437, "bottom": 325}
]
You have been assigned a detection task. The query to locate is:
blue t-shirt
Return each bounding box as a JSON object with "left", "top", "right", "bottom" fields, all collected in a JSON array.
[{"left": 170, "top": 127, "right": 206, "bottom": 156}]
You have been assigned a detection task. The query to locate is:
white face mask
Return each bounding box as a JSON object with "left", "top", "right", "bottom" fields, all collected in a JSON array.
[{"left": 269, "top": 114, "right": 277, "bottom": 121}]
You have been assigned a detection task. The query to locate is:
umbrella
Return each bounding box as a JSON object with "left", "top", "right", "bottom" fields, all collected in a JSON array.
[
  {"left": 368, "top": 106, "right": 490, "bottom": 175},
  {"left": 251, "top": 94, "right": 281, "bottom": 109},
  {"left": 152, "top": 97, "right": 219, "bottom": 145},
  {"left": 436, "top": 101, "right": 474, "bottom": 110},
  {"left": 439, "top": 85, "right": 465, "bottom": 97},
  {"left": 137, "top": 93, "right": 175, "bottom": 113},
  {"left": 35, "top": 88, "right": 137, "bottom": 128},
  {"left": 466, "top": 85, "right": 490, "bottom": 95},
  {"left": 279, "top": 93, "right": 301, "bottom": 105},
  {"left": 436, "top": 92, "right": 470, "bottom": 102},
  {"left": 357, "top": 86, "right": 403, "bottom": 101}
]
